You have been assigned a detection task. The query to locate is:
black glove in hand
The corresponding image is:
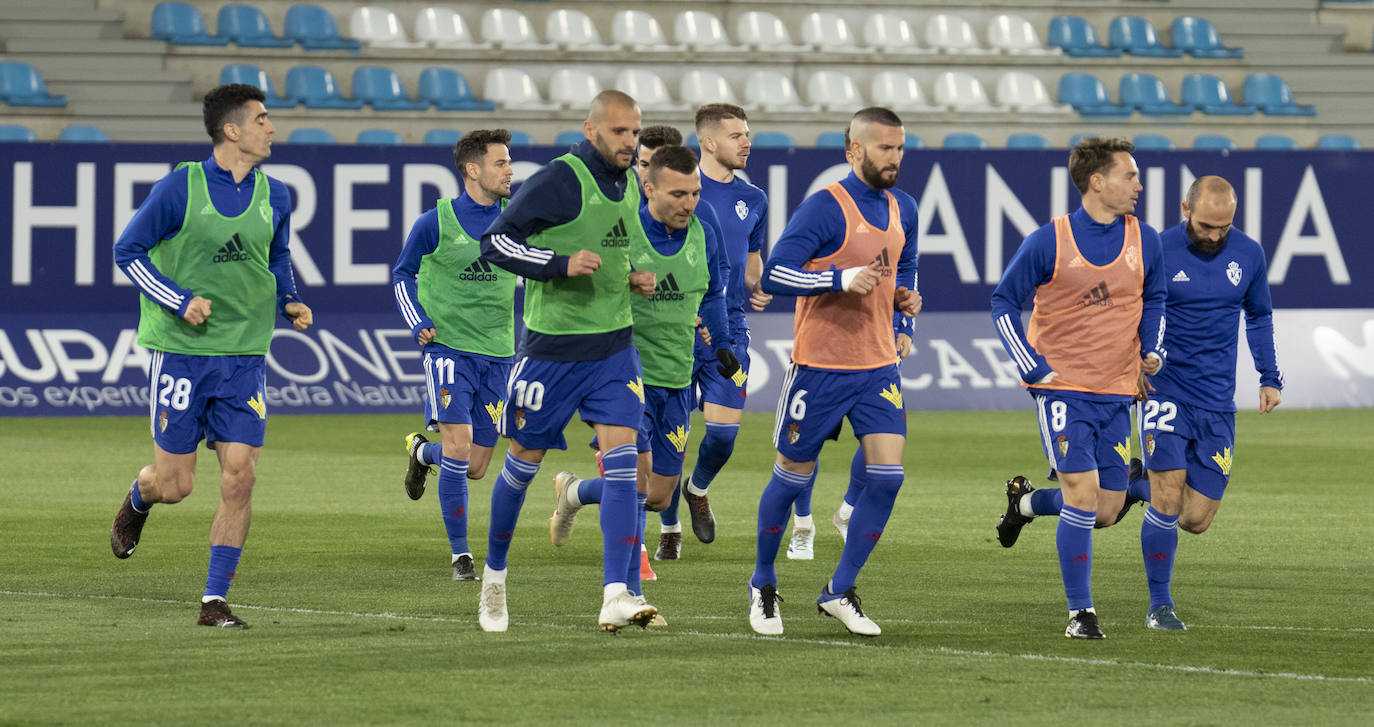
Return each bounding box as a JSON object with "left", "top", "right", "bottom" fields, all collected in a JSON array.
[{"left": 715, "top": 347, "right": 741, "bottom": 379}]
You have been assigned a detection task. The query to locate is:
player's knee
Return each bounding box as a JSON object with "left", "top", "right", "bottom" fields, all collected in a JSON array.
[
  {"left": 645, "top": 492, "right": 670, "bottom": 512},
  {"left": 468, "top": 463, "right": 488, "bottom": 480},
  {"left": 219, "top": 464, "right": 256, "bottom": 501},
  {"left": 153, "top": 468, "right": 194, "bottom": 503},
  {"left": 1180, "top": 516, "right": 1211, "bottom": 535},
  {"left": 440, "top": 439, "right": 472, "bottom": 462}
]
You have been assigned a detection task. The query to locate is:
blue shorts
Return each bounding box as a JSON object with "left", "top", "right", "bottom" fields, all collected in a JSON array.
[
  {"left": 422, "top": 345, "right": 510, "bottom": 448},
  {"left": 693, "top": 333, "right": 750, "bottom": 410},
  {"left": 639, "top": 384, "right": 694, "bottom": 477},
  {"left": 1032, "top": 391, "right": 1132, "bottom": 491},
  {"left": 1136, "top": 394, "right": 1235, "bottom": 500},
  {"left": 773, "top": 363, "right": 906, "bottom": 462},
  {"left": 500, "top": 346, "right": 644, "bottom": 451},
  {"left": 148, "top": 351, "right": 267, "bottom": 455}
]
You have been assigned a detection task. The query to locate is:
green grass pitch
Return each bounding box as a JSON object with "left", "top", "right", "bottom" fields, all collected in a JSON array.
[{"left": 1, "top": 410, "right": 1371, "bottom": 724}]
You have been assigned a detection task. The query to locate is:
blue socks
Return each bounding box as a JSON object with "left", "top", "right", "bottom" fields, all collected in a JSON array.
[
  {"left": 420, "top": 441, "right": 443, "bottom": 467},
  {"left": 1058, "top": 505, "right": 1096, "bottom": 611},
  {"left": 203, "top": 544, "right": 242, "bottom": 601},
  {"left": 129, "top": 479, "right": 150, "bottom": 512},
  {"left": 485, "top": 452, "right": 541, "bottom": 571},
  {"left": 627, "top": 492, "right": 648, "bottom": 595},
  {"left": 843, "top": 448, "right": 867, "bottom": 507},
  {"left": 1029, "top": 488, "right": 1064, "bottom": 516},
  {"left": 690, "top": 421, "right": 739, "bottom": 492},
  {"left": 576, "top": 477, "right": 603, "bottom": 505},
  {"left": 1141, "top": 506, "right": 1179, "bottom": 608},
  {"left": 599, "top": 444, "right": 639, "bottom": 587},
  {"left": 751, "top": 464, "right": 812, "bottom": 588},
  {"left": 829, "top": 464, "right": 903, "bottom": 594},
  {"left": 438, "top": 457, "right": 470, "bottom": 555},
  {"left": 1127, "top": 473, "right": 1153, "bottom": 502},
  {"left": 658, "top": 480, "right": 681, "bottom": 528},
  {"left": 793, "top": 462, "right": 815, "bottom": 517}
]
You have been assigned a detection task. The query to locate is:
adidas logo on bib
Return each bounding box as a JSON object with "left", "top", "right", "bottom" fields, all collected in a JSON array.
[
  {"left": 212, "top": 234, "right": 250, "bottom": 264},
  {"left": 459, "top": 258, "right": 499, "bottom": 282},
  {"left": 650, "top": 273, "right": 685, "bottom": 302},
  {"left": 601, "top": 218, "right": 630, "bottom": 248}
]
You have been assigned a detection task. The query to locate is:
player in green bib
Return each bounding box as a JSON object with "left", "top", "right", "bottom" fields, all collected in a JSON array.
[
  {"left": 109, "top": 84, "right": 312, "bottom": 628},
  {"left": 393, "top": 130, "right": 516, "bottom": 582}
]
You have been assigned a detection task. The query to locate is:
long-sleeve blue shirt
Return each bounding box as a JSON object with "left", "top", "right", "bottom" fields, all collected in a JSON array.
[
  {"left": 113, "top": 155, "right": 301, "bottom": 317},
  {"left": 698, "top": 170, "right": 768, "bottom": 338},
  {"left": 991, "top": 206, "right": 1167, "bottom": 403},
  {"left": 1148, "top": 222, "right": 1282, "bottom": 412},
  {"left": 637, "top": 204, "right": 730, "bottom": 352},
  {"left": 762, "top": 171, "right": 919, "bottom": 338}
]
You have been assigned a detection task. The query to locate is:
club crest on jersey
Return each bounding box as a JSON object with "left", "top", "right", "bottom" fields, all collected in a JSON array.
[
  {"left": 1227, "top": 261, "right": 1242, "bottom": 286},
  {"left": 1056, "top": 435, "right": 1069, "bottom": 457},
  {"left": 515, "top": 409, "right": 526, "bottom": 430},
  {"left": 158, "top": 410, "right": 168, "bottom": 432},
  {"left": 440, "top": 387, "right": 451, "bottom": 410},
  {"left": 666, "top": 425, "right": 689, "bottom": 453},
  {"left": 735, "top": 199, "right": 748, "bottom": 220},
  {"left": 1145, "top": 433, "right": 1156, "bottom": 456},
  {"left": 787, "top": 423, "right": 800, "bottom": 445},
  {"left": 1125, "top": 246, "right": 1139, "bottom": 271}
]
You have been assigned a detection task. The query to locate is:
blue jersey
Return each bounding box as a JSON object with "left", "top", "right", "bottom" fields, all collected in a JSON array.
[
  {"left": 698, "top": 171, "right": 768, "bottom": 338},
  {"left": 1148, "top": 222, "right": 1282, "bottom": 412}
]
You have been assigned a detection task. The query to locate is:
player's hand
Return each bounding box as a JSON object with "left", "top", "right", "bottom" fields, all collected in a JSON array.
[
  {"left": 1259, "top": 386, "right": 1282, "bottom": 413},
  {"left": 715, "top": 347, "right": 741, "bottom": 380},
  {"left": 629, "top": 270, "right": 656, "bottom": 299},
  {"left": 1141, "top": 352, "right": 1163, "bottom": 376},
  {"left": 567, "top": 249, "right": 602, "bottom": 276},
  {"left": 1135, "top": 372, "right": 1154, "bottom": 402},
  {"left": 696, "top": 316, "right": 711, "bottom": 346},
  {"left": 285, "top": 302, "right": 313, "bottom": 331},
  {"left": 895, "top": 333, "right": 912, "bottom": 359},
  {"left": 840, "top": 261, "right": 882, "bottom": 295},
  {"left": 894, "top": 286, "right": 922, "bottom": 317},
  {"left": 749, "top": 282, "right": 772, "bottom": 311},
  {"left": 416, "top": 327, "right": 435, "bottom": 346},
  {"left": 183, "top": 296, "right": 211, "bottom": 325}
]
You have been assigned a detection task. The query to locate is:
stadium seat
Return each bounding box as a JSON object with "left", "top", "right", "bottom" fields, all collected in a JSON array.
[
  {"left": 905, "top": 134, "right": 925, "bottom": 149},
  {"left": 1180, "top": 73, "right": 1255, "bottom": 115},
  {"left": 480, "top": 8, "right": 551, "bottom": 50},
  {"left": 357, "top": 129, "right": 403, "bottom": 145},
  {"left": 736, "top": 11, "right": 805, "bottom": 52},
  {"left": 1315, "top": 134, "right": 1361, "bottom": 150},
  {"left": 1005, "top": 133, "right": 1050, "bottom": 149},
  {"left": 681, "top": 69, "right": 738, "bottom": 106},
  {"left": 933, "top": 71, "right": 1003, "bottom": 112},
  {"left": 349, "top": 6, "right": 424, "bottom": 48},
  {"left": 1107, "top": 16, "right": 1182, "bottom": 58},
  {"left": 1047, "top": 16, "right": 1121, "bottom": 57},
  {"left": 862, "top": 13, "right": 931, "bottom": 55},
  {"left": 151, "top": 2, "right": 230, "bottom": 45},
  {"left": 926, "top": 14, "right": 994, "bottom": 55},
  {"left": 508, "top": 130, "right": 535, "bottom": 146},
  {"left": 1170, "top": 17, "right": 1242, "bottom": 59},
  {"left": 1058, "top": 73, "right": 1132, "bottom": 117},
  {"left": 750, "top": 132, "right": 796, "bottom": 149},
  {"left": 423, "top": 129, "right": 463, "bottom": 146},
  {"left": 1243, "top": 73, "right": 1316, "bottom": 116},
  {"left": 220, "top": 64, "right": 295, "bottom": 108},
  {"left": 484, "top": 68, "right": 555, "bottom": 110},
  {"left": 0, "top": 124, "right": 37, "bottom": 142},
  {"left": 549, "top": 68, "right": 602, "bottom": 109},
  {"left": 283, "top": 5, "right": 360, "bottom": 51},
  {"left": 1069, "top": 133, "right": 1102, "bottom": 147},
  {"left": 546, "top": 9, "right": 614, "bottom": 51},
  {"left": 674, "top": 11, "right": 741, "bottom": 52},
  {"left": 614, "top": 69, "right": 684, "bottom": 111},
  {"left": 815, "top": 131, "right": 846, "bottom": 148},
  {"left": 283, "top": 66, "right": 363, "bottom": 109},
  {"left": 415, "top": 7, "right": 489, "bottom": 49},
  {"left": 805, "top": 71, "right": 863, "bottom": 112},
  {"left": 1254, "top": 134, "right": 1298, "bottom": 150},
  {"left": 800, "top": 12, "right": 862, "bottom": 52},
  {"left": 611, "top": 10, "right": 682, "bottom": 52},
  {"left": 554, "top": 130, "right": 584, "bottom": 146},
  {"left": 417, "top": 67, "right": 494, "bottom": 111},
  {"left": 1118, "top": 73, "right": 1192, "bottom": 115},
  {"left": 216, "top": 5, "right": 292, "bottom": 48},
  {"left": 870, "top": 71, "right": 938, "bottom": 113},
  {"left": 0, "top": 62, "right": 67, "bottom": 106},
  {"left": 1193, "top": 134, "right": 1237, "bottom": 151},
  {"left": 996, "top": 72, "right": 1072, "bottom": 114},
  {"left": 58, "top": 125, "right": 109, "bottom": 142},
  {"left": 987, "top": 14, "right": 1058, "bottom": 56},
  {"left": 743, "top": 70, "right": 811, "bottom": 112},
  {"left": 351, "top": 66, "right": 427, "bottom": 110},
  {"left": 943, "top": 132, "right": 988, "bottom": 149},
  {"left": 287, "top": 128, "right": 336, "bottom": 144},
  {"left": 1132, "top": 134, "right": 1175, "bottom": 150}
]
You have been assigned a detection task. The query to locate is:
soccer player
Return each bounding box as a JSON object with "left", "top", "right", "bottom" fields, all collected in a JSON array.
[
  {"left": 108, "top": 84, "right": 312, "bottom": 628},
  {"left": 991, "top": 137, "right": 1167, "bottom": 639},
  {"left": 393, "top": 129, "right": 516, "bottom": 582},
  {"left": 748, "top": 107, "right": 921, "bottom": 637},
  {"left": 679, "top": 103, "right": 771, "bottom": 547},
  {"left": 476, "top": 90, "right": 657, "bottom": 633},
  {"left": 548, "top": 145, "right": 736, "bottom": 597}
]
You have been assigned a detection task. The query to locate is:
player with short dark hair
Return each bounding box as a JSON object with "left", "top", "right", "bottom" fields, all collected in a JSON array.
[{"left": 109, "top": 83, "right": 312, "bottom": 628}]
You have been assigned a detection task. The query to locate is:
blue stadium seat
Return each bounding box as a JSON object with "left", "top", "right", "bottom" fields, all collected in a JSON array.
[
  {"left": 283, "top": 4, "right": 361, "bottom": 51},
  {"left": 219, "top": 64, "right": 295, "bottom": 108},
  {"left": 1131, "top": 134, "right": 1175, "bottom": 151},
  {"left": 284, "top": 66, "right": 363, "bottom": 109},
  {"left": 217, "top": 5, "right": 293, "bottom": 48},
  {"left": 351, "top": 66, "right": 427, "bottom": 111},
  {"left": 1243, "top": 73, "right": 1315, "bottom": 116},
  {"left": 1170, "top": 17, "right": 1243, "bottom": 59},
  {"left": 58, "top": 125, "right": 109, "bottom": 142},
  {"left": 750, "top": 131, "right": 796, "bottom": 149},
  {"left": 1254, "top": 134, "right": 1298, "bottom": 150},
  {"left": 1107, "top": 16, "right": 1182, "bottom": 58},
  {"left": 423, "top": 129, "right": 463, "bottom": 146},
  {"left": 554, "top": 130, "right": 584, "bottom": 146},
  {"left": 508, "top": 130, "right": 535, "bottom": 146},
  {"left": 1193, "top": 134, "right": 1237, "bottom": 151},
  {"left": 151, "top": 2, "right": 230, "bottom": 45},
  {"left": 1058, "top": 73, "right": 1132, "bottom": 117},
  {"left": 0, "top": 62, "right": 67, "bottom": 106},
  {"left": 1180, "top": 73, "right": 1255, "bottom": 115},
  {"left": 942, "top": 132, "right": 987, "bottom": 149},
  {"left": 1005, "top": 133, "right": 1050, "bottom": 149},
  {"left": 1046, "top": 16, "right": 1121, "bottom": 57},
  {"left": 0, "top": 124, "right": 37, "bottom": 142},
  {"left": 357, "top": 128, "right": 403, "bottom": 145},
  {"left": 904, "top": 133, "right": 924, "bottom": 149},
  {"left": 287, "top": 128, "right": 336, "bottom": 144},
  {"left": 416, "top": 67, "right": 494, "bottom": 111},
  {"left": 1118, "top": 73, "right": 1191, "bottom": 115},
  {"left": 814, "top": 131, "right": 846, "bottom": 148},
  {"left": 685, "top": 133, "right": 698, "bottom": 146},
  {"left": 1069, "top": 133, "right": 1101, "bottom": 148},
  {"left": 1315, "top": 134, "right": 1361, "bottom": 150}
]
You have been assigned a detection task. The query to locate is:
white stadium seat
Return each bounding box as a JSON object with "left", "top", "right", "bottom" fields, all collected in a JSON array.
[
  {"left": 680, "top": 69, "right": 738, "bottom": 106},
  {"left": 546, "top": 9, "right": 615, "bottom": 51},
  {"left": 799, "top": 11, "right": 862, "bottom": 53},
  {"left": 614, "top": 69, "right": 685, "bottom": 111},
  {"left": 862, "top": 13, "right": 934, "bottom": 55},
  {"left": 611, "top": 10, "right": 683, "bottom": 52},
  {"left": 743, "top": 70, "right": 813, "bottom": 112},
  {"left": 414, "top": 7, "right": 489, "bottom": 49},
  {"left": 480, "top": 8, "right": 552, "bottom": 50},
  {"left": 987, "top": 14, "right": 1059, "bottom": 56},
  {"left": 735, "top": 11, "right": 806, "bottom": 52},
  {"left": 995, "top": 71, "right": 1073, "bottom": 113},
  {"left": 549, "top": 68, "right": 602, "bottom": 109},
  {"left": 674, "top": 10, "right": 741, "bottom": 52},
  {"left": 484, "top": 67, "right": 556, "bottom": 110},
  {"left": 870, "top": 70, "right": 939, "bottom": 113},
  {"left": 805, "top": 71, "right": 863, "bottom": 111},
  {"left": 933, "top": 71, "right": 1005, "bottom": 112},
  {"left": 925, "top": 13, "right": 995, "bottom": 55},
  {"left": 349, "top": 6, "right": 425, "bottom": 49}
]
